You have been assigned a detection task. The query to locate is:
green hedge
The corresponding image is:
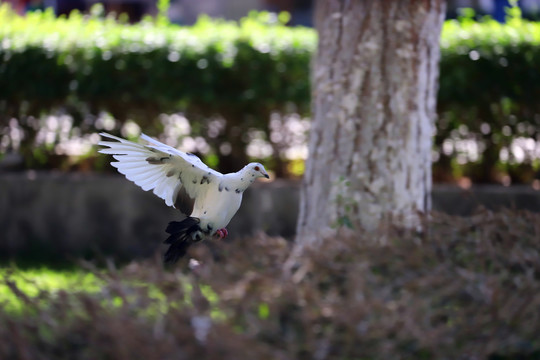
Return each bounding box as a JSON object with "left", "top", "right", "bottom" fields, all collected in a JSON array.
[
  {"left": 0, "top": 5, "right": 314, "bottom": 172},
  {"left": 438, "top": 7, "right": 540, "bottom": 183},
  {"left": 1, "top": 4, "right": 540, "bottom": 182}
]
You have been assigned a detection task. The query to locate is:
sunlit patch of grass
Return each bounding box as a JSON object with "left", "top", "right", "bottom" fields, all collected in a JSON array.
[
  {"left": 0, "top": 265, "right": 227, "bottom": 322},
  {"left": 0, "top": 267, "right": 102, "bottom": 313},
  {"left": 201, "top": 284, "right": 226, "bottom": 321}
]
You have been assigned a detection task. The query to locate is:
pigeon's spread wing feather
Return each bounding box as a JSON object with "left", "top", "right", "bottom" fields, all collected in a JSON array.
[{"left": 98, "top": 132, "right": 221, "bottom": 213}]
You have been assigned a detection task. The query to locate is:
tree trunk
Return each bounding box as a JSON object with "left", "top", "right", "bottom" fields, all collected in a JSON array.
[{"left": 297, "top": 0, "right": 446, "bottom": 242}]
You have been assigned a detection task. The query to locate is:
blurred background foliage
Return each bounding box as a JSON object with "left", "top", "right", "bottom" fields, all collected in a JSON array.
[
  {"left": 438, "top": 5, "right": 540, "bottom": 185},
  {"left": 1, "top": 3, "right": 540, "bottom": 183}
]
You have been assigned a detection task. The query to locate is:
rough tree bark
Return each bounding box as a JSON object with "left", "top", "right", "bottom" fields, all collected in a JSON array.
[{"left": 297, "top": 0, "right": 446, "bottom": 242}]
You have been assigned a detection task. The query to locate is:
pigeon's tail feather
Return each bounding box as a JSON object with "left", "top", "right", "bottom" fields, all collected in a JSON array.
[{"left": 164, "top": 217, "right": 202, "bottom": 264}]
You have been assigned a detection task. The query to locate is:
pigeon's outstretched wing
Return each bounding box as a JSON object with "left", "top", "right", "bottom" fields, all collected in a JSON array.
[{"left": 98, "top": 132, "right": 221, "bottom": 215}]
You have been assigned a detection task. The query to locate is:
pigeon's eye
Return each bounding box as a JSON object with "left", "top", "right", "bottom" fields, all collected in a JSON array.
[{"left": 254, "top": 166, "right": 260, "bottom": 171}]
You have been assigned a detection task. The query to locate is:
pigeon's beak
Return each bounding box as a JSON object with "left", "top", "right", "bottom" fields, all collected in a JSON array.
[{"left": 262, "top": 171, "right": 270, "bottom": 179}]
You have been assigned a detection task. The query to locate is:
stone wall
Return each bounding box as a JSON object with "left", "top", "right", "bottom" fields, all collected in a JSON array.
[
  {"left": 0, "top": 172, "right": 300, "bottom": 261},
  {"left": 1, "top": 172, "right": 539, "bottom": 262}
]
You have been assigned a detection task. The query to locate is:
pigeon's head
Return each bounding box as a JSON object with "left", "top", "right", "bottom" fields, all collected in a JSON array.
[{"left": 246, "top": 162, "right": 270, "bottom": 179}]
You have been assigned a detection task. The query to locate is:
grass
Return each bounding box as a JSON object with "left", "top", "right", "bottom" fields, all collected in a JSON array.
[
  {"left": 0, "top": 266, "right": 100, "bottom": 313},
  {"left": 0, "top": 261, "right": 223, "bottom": 322},
  {"left": 0, "top": 210, "right": 539, "bottom": 359}
]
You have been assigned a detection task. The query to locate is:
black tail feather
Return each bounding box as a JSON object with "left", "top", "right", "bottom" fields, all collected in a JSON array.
[{"left": 163, "top": 217, "right": 201, "bottom": 264}]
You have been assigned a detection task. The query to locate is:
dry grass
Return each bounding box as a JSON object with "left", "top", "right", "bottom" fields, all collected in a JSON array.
[{"left": 1, "top": 209, "right": 540, "bottom": 360}]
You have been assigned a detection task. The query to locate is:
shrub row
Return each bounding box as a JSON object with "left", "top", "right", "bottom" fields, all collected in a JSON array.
[
  {"left": 437, "top": 7, "right": 540, "bottom": 183},
  {"left": 1, "top": 5, "right": 540, "bottom": 181},
  {"left": 1, "top": 209, "right": 540, "bottom": 359},
  {"left": 0, "top": 5, "right": 314, "bottom": 172}
]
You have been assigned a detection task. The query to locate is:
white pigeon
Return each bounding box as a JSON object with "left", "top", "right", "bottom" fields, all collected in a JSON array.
[{"left": 98, "top": 132, "right": 269, "bottom": 263}]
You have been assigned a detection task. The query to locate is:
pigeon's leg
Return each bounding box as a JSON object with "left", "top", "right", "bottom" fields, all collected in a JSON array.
[{"left": 215, "top": 228, "right": 228, "bottom": 239}]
